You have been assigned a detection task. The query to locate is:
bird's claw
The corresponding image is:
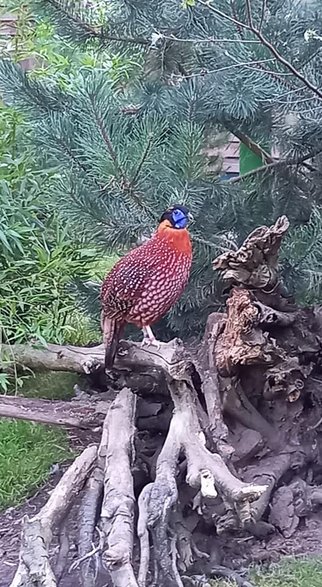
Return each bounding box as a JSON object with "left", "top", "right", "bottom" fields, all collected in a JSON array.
[{"left": 141, "top": 337, "right": 161, "bottom": 350}]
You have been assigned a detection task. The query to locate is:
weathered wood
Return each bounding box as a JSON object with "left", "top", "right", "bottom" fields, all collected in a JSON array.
[
  {"left": 213, "top": 215, "right": 290, "bottom": 293},
  {"left": 0, "top": 394, "right": 107, "bottom": 428},
  {"left": 10, "top": 446, "right": 97, "bottom": 587},
  {"left": 1, "top": 342, "right": 105, "bottom": 374},
  {"left": 2, "top": 338, "right": 185, "bottom": 377},
  {"left": 100, "top": 388, "right": 138, "bottom": 587}
]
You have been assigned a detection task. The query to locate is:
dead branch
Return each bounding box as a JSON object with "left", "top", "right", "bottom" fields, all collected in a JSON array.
[
  {"left": 222, "top": 379, "right": 280, "bottom": 450},
  {"left": 10, "top": 445, "right": 97, "bottom": 587},
  {"left": 0, "top": 394, "right": 108, "bottom": 429},
  {"left": 1, "top": 342, "right": 105, "bottom": 374},
  {"left": 242, "top": 453, "right": 292, "bottom": 526},
  {"left": 2, "top": 337, "right": 185, "bottom": 378},
  {"left": 195, "top": 313, "right": 233, "bottom": 458},
  {"left": 76, "top": 401, "right": 110, "bottom": 586},
  {"left": 99, "top": 387, "right": 138, "bottom": 587}
]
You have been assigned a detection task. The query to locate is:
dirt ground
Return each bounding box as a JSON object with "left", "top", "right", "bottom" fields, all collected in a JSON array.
[{"left": 1, "top": 431, "right": 322, "bottom": 587}]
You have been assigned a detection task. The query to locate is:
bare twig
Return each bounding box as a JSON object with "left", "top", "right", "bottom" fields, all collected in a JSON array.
[
  {"left": 227, "top": 148, "right": 322, "bottom": 183},
  {"left": 245, "top": 0, "right": 253, "bottom": 28},
  {"left": 163, "top": 35, "right": 259, "bottom": 44},
  {"left": 197, "top": 0, "right": 251, "bottom": 30},
  {"left": 252, "top": 27, "right": 322, "bottom": 100},
  {"left": 175, "top": 58, "right": 275, "bottom": 79},
  {"left": 129, "top": 133, "right": 154, "bottom": 189},
  {"left": 259, "top": 0, "right": 267, "bottom": 31},
  {"left": 228, "top": 128, "right": 273, "bottom": 164}
]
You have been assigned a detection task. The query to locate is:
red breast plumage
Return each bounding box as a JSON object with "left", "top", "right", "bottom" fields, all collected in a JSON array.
[{"left": 101, "top": 217, "right": 192, "bottom": 368}]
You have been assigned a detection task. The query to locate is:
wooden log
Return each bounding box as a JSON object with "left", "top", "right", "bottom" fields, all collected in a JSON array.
[
  {"left": 0, "top": 394, "right": 107, "bottom": 428},
  {"left": 10, "top": 446, "right": 97, "bottom": 587},
  {"left": 99, "top": 388, "right": 138, "bottom": 587}
]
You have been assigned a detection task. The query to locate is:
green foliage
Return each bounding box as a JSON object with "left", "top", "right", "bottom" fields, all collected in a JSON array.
[
  {"left": 0, "top": 115, "right": 98, "bottom": 345},
  {"left": 1, "top": 0, "right": 322, "bottom": 335},
  {"left": 0, "top": 419, "right": 71, "bottom": 509}
]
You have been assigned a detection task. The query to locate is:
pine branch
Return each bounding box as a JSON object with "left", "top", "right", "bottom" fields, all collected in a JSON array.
[
  {"left": 197, "top": 0, "right": 322, "bottom": 100},
  {"left": 228, "top": 128, "right": 273, "bottom": 164},
  {"left": 129, "top": 134, "right": 154, "bottom": 189},
  {"left": 39, "top": 0, "right": 150, "bottom": 46},
  {"left": 229, "top": 0, "right": 245, "bottom": 39},
  {"left": 88, "top": 95, "right": 127, "bottom": 185},
  {"left": 245, "top": 0, "right": 254, "bottom": 28},
  {"left": 175, "top": 58, "right": 276, "bottom": 79},
  {"left": 197, "top": 0, "right": 251, "bottom": 31},
  {"left": 45, "top": 0, "right": 99, "bottom": 38},
  {"left": 227, "top": 149, "right": 322, "bottom": 184},
  {"left": 251, "top": 29, "right": 322, "bottom": 101}
]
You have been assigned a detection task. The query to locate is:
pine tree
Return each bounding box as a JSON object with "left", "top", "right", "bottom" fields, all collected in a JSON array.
[{"left": 1, "top": 0, "right": 322, "bottom": 337}]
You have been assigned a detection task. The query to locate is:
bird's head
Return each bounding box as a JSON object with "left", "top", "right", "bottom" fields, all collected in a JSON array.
[{"left": 159, "top": 204, "right": 193, "bottom": 230}]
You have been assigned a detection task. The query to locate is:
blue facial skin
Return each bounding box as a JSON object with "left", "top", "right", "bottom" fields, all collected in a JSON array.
[{"left": 172, "top": 208, "right": 188, "bottom": 229}]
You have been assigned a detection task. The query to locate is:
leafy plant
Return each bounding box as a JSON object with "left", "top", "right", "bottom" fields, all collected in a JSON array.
[{"left": 0, "top": 109, "right": 99, "bottom": 345}]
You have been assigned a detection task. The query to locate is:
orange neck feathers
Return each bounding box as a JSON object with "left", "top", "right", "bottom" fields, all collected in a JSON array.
[{"left": 156, "top": 220, "right": 192, "bottom": 255}]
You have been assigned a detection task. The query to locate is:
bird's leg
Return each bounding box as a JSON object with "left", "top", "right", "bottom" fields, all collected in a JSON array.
[{"left": 141, "top": 325, "right": 161, "bottom": 349}]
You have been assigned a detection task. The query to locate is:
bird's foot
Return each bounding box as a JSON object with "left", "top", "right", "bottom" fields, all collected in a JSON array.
[
  {"left": 140, "top": 336, "right": 161, "bottom": 350},
  {"left": 141, "top": 326, "right": 163, "bottom": 350}
]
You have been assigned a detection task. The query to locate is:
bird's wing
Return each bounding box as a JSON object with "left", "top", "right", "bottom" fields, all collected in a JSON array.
[{"left": 101, "top": 253, "right": 150, "bottom": 320}]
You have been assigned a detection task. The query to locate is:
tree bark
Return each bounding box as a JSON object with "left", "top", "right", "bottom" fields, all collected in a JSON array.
[
  {"left": 10, "top": 446, "right": 97, "bottom": 587},
  {"left": 0, "top": 394, "right": 107, "bottom": 428}
]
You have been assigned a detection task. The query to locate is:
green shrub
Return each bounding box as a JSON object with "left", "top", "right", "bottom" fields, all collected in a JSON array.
[{"left": 0, "top": 105, "right": 101, "bottom": 348}]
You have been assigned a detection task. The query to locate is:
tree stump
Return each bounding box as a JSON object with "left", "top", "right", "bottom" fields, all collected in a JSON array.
[{"left": 6, "top": 216, "right": 322, "bottom": 586}]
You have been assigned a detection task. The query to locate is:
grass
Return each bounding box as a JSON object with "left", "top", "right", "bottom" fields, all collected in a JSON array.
[
  {"left": 0, "top": 418, "right": 72, "bottom": 509},
  {"left": 0, "top": 253, "right": 118, "bottom": 510},
  {"left": 19, "top": 371, "right": 81, "bottom": 400},
  {"left": 210, "top": 557, "right": 322, "bottom": 587},
  {"left": 0, "top": 371, "right": 80, "bottom": 510}
]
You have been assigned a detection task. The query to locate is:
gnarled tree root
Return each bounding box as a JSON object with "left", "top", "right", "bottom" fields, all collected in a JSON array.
[{"left": 137, "top": 370, "right": 268, "bottom": 586}]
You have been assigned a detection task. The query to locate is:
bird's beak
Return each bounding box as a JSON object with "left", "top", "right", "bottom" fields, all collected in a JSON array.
[{"left": 188, "top": 212, "right": 194, "bottom": 225}]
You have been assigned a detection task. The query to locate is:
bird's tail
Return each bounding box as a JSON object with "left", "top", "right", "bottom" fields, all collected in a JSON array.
[{"left": 101, "top": 314, "right": 124, "bottom": 370}]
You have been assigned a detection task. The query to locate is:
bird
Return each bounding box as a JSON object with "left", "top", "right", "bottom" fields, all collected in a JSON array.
[{"left": 100, "top": 204, "right": 193, "bottom": 369}]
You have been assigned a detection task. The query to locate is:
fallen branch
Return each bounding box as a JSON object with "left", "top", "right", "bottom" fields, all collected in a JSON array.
[
  {"left": 99, "top": 387, "right": 138, "bottom": 587},
  {"left": 1, "top": 342, "right": 105, "bottom": 374},
  {"left": 0, "top": 394, "right": 107, "bottom": 429},
  {"left": 2, "top": 337, "right": 184, "bottom": 376},
  {"left": 10, "top": 445, "right": 97, "bottom": 587}
]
